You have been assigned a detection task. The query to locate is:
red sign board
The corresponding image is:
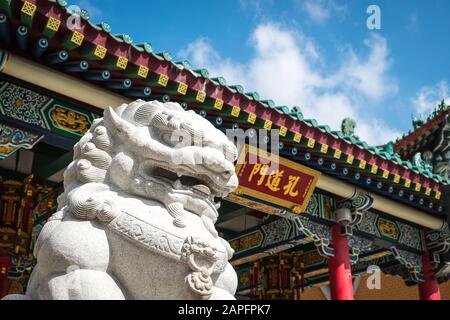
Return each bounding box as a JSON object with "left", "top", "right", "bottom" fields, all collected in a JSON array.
[{"left": 232, "top": 145, "right": 321, "bottom": 214}]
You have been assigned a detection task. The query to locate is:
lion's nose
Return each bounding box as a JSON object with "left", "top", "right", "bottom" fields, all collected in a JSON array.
[
  {"left": 222, "top": 170, "right": 233, "bottom": 179},
  {"left": 225, "top": 174, "right": 239, "bottom": 193}
]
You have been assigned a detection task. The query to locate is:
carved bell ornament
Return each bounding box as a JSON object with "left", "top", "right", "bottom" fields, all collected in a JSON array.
[{"left": 334, "top": 208, "right": 352, "bottom": 226}]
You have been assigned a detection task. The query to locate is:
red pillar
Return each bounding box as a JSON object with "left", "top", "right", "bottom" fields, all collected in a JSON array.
[
  {"left": 328, "top": 224, "right": 354, "bottom": 300},
  {"left": 418, "top": 251, "right": 441, "bottom": 300},
  {"left": 0, "top": 256, "right": 10, "bottom": 298}
]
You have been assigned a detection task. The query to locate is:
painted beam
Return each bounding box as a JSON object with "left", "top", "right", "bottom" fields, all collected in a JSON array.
[
  {"left": 316, "top": 174, "right": 445, "bottom": 231},
  {"left": 0, "top": 50, "right": 131, "bottom": 109},
  {"left": 0, "top": 0, "right": 446, "bottom": 201},
  {"left": 0, "top": 112, "right": 76, "bottom": 151},
  {"left": 217, "top": 202, "right": 254, "bottom": 224},
  {"left": 227, "top": 216, "right": 311, "bottom": 266}
]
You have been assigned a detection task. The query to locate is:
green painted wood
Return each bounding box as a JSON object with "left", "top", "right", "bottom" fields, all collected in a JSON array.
[
  {"left": 33, "top": 150, "right": 73, "bottom": 178},
  {"left": 0, "top": 0, "right": 12, "bottom": 17},
  {"left": 217, "top": 203, "right": 254, "bottom": 224},
  {"left": 20, "top": 0, "right": 36, "bottom": 28}
]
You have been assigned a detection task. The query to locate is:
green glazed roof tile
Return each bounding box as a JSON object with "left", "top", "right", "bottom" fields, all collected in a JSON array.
[
  {"left": 132, "top": 42, "right": 153, "bottom": 53},
  {"left": 154, "top": 51, "right": 172, "bottom": 61},
  {"left": 111, "top": 34, "right": 133, "bottom": 44},
  {"left": 291, "top": 106, "right": 302, "bottom": 113},
  {"left": 304, "top": 119, "right": 318, "bottom": 127},
  {"left": 70, "top": 7, "right": 90, "bottom": 20},
  {"left": 228, "top": 85, "right": 244, "bottom": 94},
  {"left": 378, "top": 151, "right": 390, "bottom": 160},
  {"left": 245, "top": 92, "right": 260, "bottom": 101},
  {"left": 354, "top": 140, "right": 364, "bottom": 148},
  {"left": 343, "top": 136, "right": 353, "bottom": 143},
  {"left": 210, "top": 77, "right": 227, "bottom": 86},
  {"left": 275, "top": 106, "right": 290, "bottom": 114},
  {"left": 89, "top": 22, "right": 111, "bottom": 33},
  {"left": 330, "top": 130, "right": 343, "bottom": 139},
  {"left": 391, "top": 154, "right": 401, "bottom": 164},
  {"left": 193, "top": 68, "right": 209, "bottom": 78},
  {"left": 403, "top": 161, "right": 413, "bottom": 170},
  {"left": 174, "top": 60, "right": 192, "bottom": 70},
  {"left": 50, "top": 1, "right": 446, "bottom": 187},
  {"left": 259, "top": 100, "right": 275, "bottom": 108},
  {"left": 274, "top": 108, "right": 284, "bottom": 115},
  {"left": 317, "top": 125, "right": 331, "bottom": 133},
  {"left": 329, "top": 131, "right": 338, "bottom": 138}
]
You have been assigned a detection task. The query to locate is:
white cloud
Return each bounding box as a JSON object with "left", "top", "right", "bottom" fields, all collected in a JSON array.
[
  {"left": 412, "top": 80, "right": 449, "bottom": 116},
  {"left": 358, "top": 120, "right": 402, "bottom": 145},
  {"left": 299, "top": 0, "right": 347, "bottom": 24},
  {"left": 302, "top": 1, "right": 330, "bottom": 23},
  {"left": 179, "top": 38, "right": 246, "bottom": 84},
  {"left": 179, "top": 23, "right": 400, "bottom": 146},
  {"left": 332, "top": 35, "right": 398, "bottom": 101}
]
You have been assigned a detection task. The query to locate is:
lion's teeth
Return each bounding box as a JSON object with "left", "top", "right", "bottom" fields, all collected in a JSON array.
[
  {"left": 192, "top": 184, "right": 211, "bottom": 195},
  {"left": 173, "top": 179, "right": 182, "bottom": 189}
]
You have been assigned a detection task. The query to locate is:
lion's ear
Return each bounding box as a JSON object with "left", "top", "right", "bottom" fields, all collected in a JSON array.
[{"left": 103, "top": 107, "right": 136, "bottom": 138}]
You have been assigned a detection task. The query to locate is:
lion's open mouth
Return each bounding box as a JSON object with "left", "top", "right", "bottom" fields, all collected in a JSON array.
[{"left": 146, "top": 166, "right": 223, "bottom": 209}]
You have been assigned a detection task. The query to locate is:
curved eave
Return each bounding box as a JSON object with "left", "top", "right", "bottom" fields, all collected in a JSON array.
[{"left": 0, "top": 0, "right": 446, "bottom": 214}]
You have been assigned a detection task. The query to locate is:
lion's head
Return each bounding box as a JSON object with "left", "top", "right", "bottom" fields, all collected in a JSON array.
[{"left": 59, "top": 100, "right": 238, "bottom": 237}]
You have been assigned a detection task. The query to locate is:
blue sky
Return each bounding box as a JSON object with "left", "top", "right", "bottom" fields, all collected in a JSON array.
[{"left": 73, "top": 0, "right": 450, "bottom": 146}]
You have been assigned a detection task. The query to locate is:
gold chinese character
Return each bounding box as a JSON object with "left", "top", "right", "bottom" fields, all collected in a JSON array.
[
  {"left": 283, "top": 175, "right": 300, "bottom": 197},
  {"left": 265, "top": 170, "right": 284, "bottom": 192},
  {"left": 248, "top": 163, "right": 262, "bottom": 183},
  {"left": 257, "top": 165, "right": 270, "bottom": 186},
  {"left": 248, "top": 164, "right": 270, "bottom": 186}
]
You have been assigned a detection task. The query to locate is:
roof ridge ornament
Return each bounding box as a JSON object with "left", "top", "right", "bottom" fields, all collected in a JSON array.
[{"left": 341, "top": 117, "right": 358, "bottom": 139}]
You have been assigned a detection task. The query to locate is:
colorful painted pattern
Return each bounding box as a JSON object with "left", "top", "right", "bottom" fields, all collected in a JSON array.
[
  {"left": 391, "top": 247, "right": 424, "bottom": 283},
  {"left": 355, "top": 211, "right": 424, "bottom": 251},
  {"left": 0, "top": 123, "right": 42, "bottom": 159},
  {"left": 0, "top": 80, "right": 97, "bottom": 139},
  {"left": 0, "top": 82, "right": 49, "bottom": 128},
  {"left": 229, "top": 216, "right": 314, "bottom": 264},
  {"left": 302, "top": 193, "right": 335, "bottom": 219},
  {"left": 261, "top": 218, "right": 292, "bottom": 248}
]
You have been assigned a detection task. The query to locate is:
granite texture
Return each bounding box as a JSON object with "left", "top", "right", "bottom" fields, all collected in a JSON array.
[{"left": 3, "top": 100, "right": 238, "bottom": 300}]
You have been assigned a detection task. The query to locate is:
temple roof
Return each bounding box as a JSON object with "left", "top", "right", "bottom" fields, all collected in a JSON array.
[
  {"left": 394, "top": 101, "right": 449, "bottom": 159},
  {"left": 0, "top": 0, "right": 446, "bottom": 215}
]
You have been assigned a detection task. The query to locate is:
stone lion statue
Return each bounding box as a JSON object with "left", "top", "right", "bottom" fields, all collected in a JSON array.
[{"left": 5, "top": 100, "right": 239, "bottom": 300}]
